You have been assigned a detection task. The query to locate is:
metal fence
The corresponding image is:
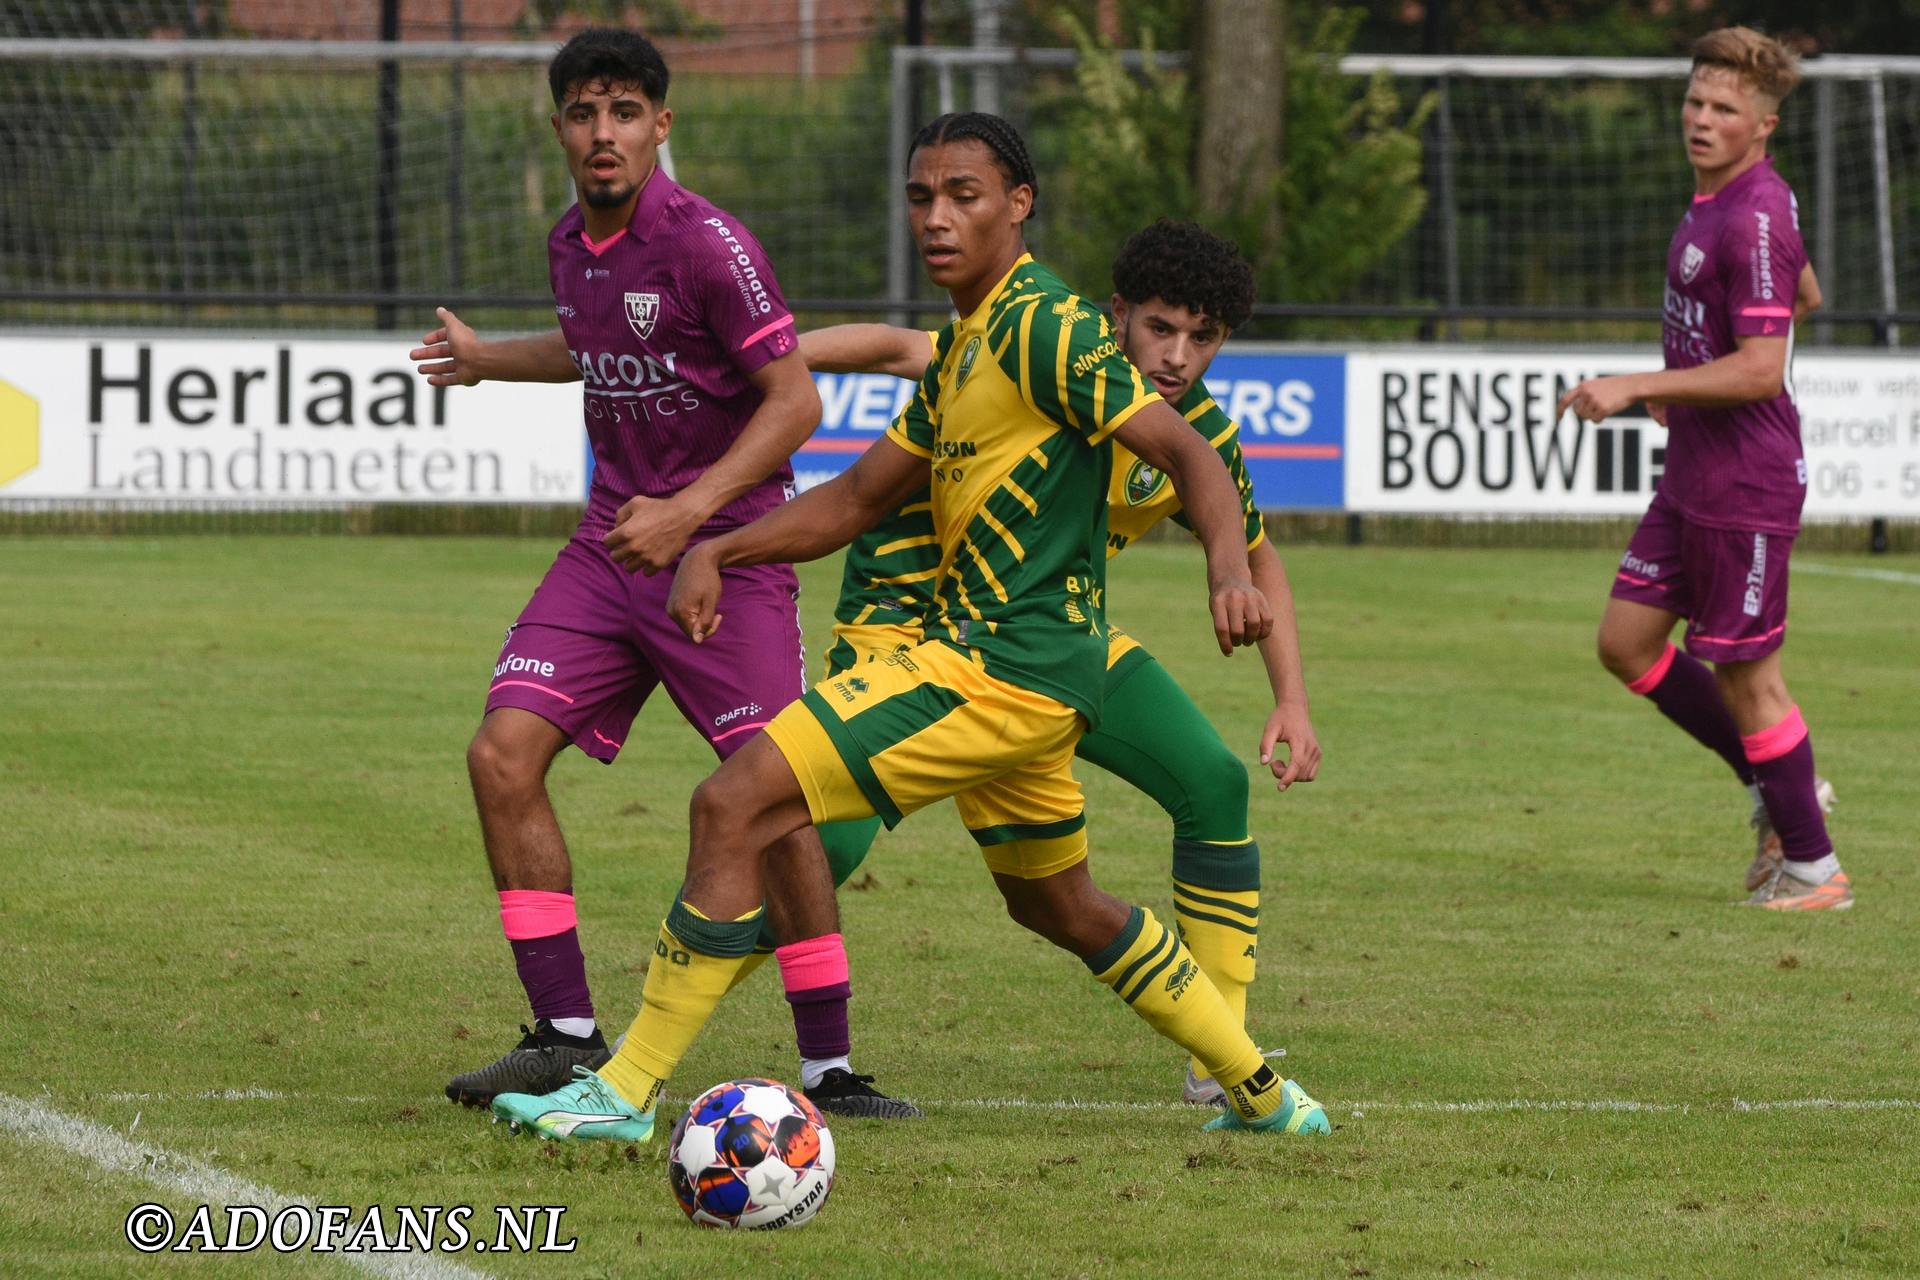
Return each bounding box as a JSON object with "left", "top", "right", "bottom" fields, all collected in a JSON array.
[{"left": 1, "top": 37, "right": 1917, "bottom": 344}]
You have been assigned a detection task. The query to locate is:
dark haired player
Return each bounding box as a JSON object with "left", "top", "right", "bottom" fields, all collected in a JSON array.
[
  {"left": 1559, "top": 27, "right": 1847, "bottom": 910},
  {"left": 411, "top": 28, "right": 902, "bottom": 1112},
  {"left": 490, "top": 111, "right": 1331, "bottom": 1142},
  {"left": 800, "top": 217, "right": 1320, "bottom": 1105}
]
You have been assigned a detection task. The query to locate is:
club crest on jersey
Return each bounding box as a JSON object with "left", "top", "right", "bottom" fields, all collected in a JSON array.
[
  {"left": 1679, "top": 243, "right": 1706, "bottom": 284},
  {"left": 1124, "top": 458, "right": 1168, "bottom": 506},
  {"left": 955, "top": 335, "right": 982, "bottom": 388},
  {"left": 624, "top": 292, "right": 661, "bottom": 340}
]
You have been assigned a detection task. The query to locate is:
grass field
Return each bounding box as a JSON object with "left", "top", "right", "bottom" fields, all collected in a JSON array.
[{"left": 2, "top": 536, "right": 1917, "bottom": 1278}]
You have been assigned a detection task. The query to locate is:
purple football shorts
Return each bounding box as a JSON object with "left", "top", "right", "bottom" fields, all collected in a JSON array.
[
  {"left": 1611, "top": 495, "right": 1793, "bottom": 664},
  {"left": 485, "top": 535, "right": 805, "bottom": 762}
]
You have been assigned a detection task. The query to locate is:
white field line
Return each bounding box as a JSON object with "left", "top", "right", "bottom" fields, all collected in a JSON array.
[
  {"left": 1796, "top": 561, "right": 1920, "bottom": 586},
  {"left": 923, "top": 1095, "right": 1920, "bottom": 1117},
  {"left": 0, "top": 1092, "right": 488, "bottom": 1280}
]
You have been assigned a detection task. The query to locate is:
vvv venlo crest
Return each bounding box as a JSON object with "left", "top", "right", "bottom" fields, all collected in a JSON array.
[{"left": 625, "top": 292, "right": 661, "bottom": 339}]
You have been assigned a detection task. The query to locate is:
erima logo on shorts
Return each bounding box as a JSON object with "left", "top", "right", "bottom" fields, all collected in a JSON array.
[{"left": 495, "top": 653, "right": 556, "bottom": 679}]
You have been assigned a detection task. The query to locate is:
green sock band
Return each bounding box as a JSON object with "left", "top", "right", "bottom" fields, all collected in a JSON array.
[
  {"left": 1171, "top": 837, "right": 1261, "bottom": 893},
  {"left": 666, "top": 892, "right": 762, "bottom": 959},
  {"left": 1082, "top": 904, "right": 1146, "bottom": 974}
]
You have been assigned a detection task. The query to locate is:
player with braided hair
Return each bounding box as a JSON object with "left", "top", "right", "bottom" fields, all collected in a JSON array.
[
  {"left": 490, "top": 110, "right": 1329, "bottom": 1143},
  {"left": 799, "top": 213, "right": 1318, "bottom": 1106}
]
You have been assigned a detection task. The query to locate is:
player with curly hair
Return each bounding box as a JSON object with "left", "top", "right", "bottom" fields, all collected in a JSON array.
[{"left": 796, "top": 212, "right": 1320, "bottom": 1106}]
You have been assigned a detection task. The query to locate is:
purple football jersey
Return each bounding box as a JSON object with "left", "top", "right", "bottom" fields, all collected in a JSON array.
[
  {"left": 1658, "top": 156, "right": 1808, "bottom": 535},
  {"left": 549, "top": 169, "right": 800, "bottom": 537}
]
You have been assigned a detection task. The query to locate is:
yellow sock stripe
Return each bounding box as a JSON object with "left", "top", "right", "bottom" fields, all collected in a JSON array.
[
  {"left": 1119, "top": 927, "right": 1183, "bottom": 1005},
  {"left": 1173, "top": 884, "right": 1260, "bottom": 934},
  {"left": 1102, "top": 923, "right": 1175, "bottom": 1002}
]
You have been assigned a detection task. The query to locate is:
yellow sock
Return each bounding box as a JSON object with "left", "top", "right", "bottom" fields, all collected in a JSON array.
[
  {"left": 1172, "top": 879, "right": 1259, "bottom": 1079},
  {"left": 598, "top": 896, "right": 761, "bottom": 1110},
  {"left": 1086, "top": 905, "right": 1274, "bottom": 1119},
  {"left": 726, "top": 948, "right": 773, "bottom": 992}
]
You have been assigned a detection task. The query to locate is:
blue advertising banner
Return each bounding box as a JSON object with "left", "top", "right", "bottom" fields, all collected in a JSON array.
[
  {"left": 1199, "top": 350, "right": 1347, "bottom": 510},
  {"left": 786, "top": 350, "right": 1348, "bottom": 511}
]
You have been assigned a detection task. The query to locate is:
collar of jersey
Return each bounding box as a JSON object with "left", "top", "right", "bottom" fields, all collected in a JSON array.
[
  {"left": 1693, "top": 152, "right": 1774, "bottom": 205},
  {"left": 958, "top": 252, "right": 1037, "bottom": 326},
  {"left": 576, "top": 163, "right": 677, "bottom": 246}
]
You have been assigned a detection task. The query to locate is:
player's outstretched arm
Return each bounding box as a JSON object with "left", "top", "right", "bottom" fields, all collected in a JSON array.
[
  {"left": 1249, "top": 538, "right": 1320, "bottom": 791},
  {"left": 798, "top": 324, "right": 935, "bottom": 378},
  {"left": 667, "top": 437, "right": 929, "bottom": 643},
  {"left": 604, "top": 349, "right": 823, "bottom": 574},
  {"left": 1112, "top": 402, "right": 1271, "bottom": 655},
  {"left": 408, "top": 309, "right": 579, "bottom": 386},
  {"left": 1557, "top": 335, "right": 1790, "bottom": 423}
]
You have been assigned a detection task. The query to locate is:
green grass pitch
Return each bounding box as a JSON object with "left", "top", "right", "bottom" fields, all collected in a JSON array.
[{"left": 2, "top": 535, "right": 1917, "bottom": 1276}]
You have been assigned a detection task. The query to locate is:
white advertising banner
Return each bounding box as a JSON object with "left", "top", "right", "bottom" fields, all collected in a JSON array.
[
  {"left": 1342, "top": 349, "right": 1920, "bottom": 519},
  {"left": 0, "top": 337, "right": 588, "bottom": 504}
]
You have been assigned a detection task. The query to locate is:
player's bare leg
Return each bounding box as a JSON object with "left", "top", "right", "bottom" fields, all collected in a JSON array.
[
  {"left": 1716, "top": 654, "right": 1849, "bottom": 909},
  {"left": 448, "top": 708, "right": 610, "bottom": 1106},
  {"left": 1599, "top": 598, "right": 1783, "bottom": 883},
  {"left": 992, "top": 863, "right": 1327, "bottom": 1135}
]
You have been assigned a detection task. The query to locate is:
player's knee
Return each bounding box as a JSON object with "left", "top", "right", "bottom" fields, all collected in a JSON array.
[
  {"left": 1179, "top": 740, "right": 1248, "bottom": 829},
  {"left": 1597, "top": 627, "right": 1651, "bottom": 683},
  {"left": 466, "top": 727, "right": 538, "bottom": 801},
  {"left": 688, "top": 772, "right": 756, "bottom": 848}
]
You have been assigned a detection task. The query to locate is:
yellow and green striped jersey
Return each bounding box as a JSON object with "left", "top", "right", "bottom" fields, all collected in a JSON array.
[
  {"left": 881, "top": 254, "right": 1160, "bottom": 723},
  {"left": 832, "top": 356, "right": 1266, "bottom": 661},
  {"left": 1104, "top": 390, "right": 1265, "bottom": 558}
]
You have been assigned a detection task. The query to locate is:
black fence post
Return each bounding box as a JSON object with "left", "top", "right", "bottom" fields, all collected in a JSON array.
[{"left": 375, "top": 0, "right": 401, "bottom": 330}]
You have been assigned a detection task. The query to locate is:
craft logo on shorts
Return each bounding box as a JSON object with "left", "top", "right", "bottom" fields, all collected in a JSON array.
[
  {"left": 1680, "top": 242, "right": 1706, "bottom": 284},
  {"left": 955, "top": 335, "right": 982, "bottom": 388},
  {"left": 1123, "top": 458, "right": 1167, "bottom": 506},
  {"left": 1743, "top": 533, "right": 1767, "bottom": 617},
  {"left": 624, "top": 292, "right": 660, "bottom": 340}
]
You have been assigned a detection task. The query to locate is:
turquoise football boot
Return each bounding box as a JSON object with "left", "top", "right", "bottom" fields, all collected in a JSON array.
[
  {"left": 491, "top": 1065, "right": 655, "bottom": 1143},
  {"left": 1203, "top": 1078, "right": 1331, "bottom": 1135}
]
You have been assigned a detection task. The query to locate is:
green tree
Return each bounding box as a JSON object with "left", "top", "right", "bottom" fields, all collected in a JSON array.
[{"left": 1048, "top": 4, "right": 1431, "bottom": 307}]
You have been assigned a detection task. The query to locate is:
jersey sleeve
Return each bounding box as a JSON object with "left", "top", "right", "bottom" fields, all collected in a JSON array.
[
  {"left": 1168, "top": 403, "right": 1266, "bottom": 550},
  {"left": 1720, "top": 190, "right": 1806, "bottom": 339},
  {"left": 689, "top": 215, "right": 798, "bottom": 375},
  {"left": 990, "top": 293, "right": 1162, "bottom": 444},
  {"left": 885, "top": 325, "right": 957, "bottom": 459}
]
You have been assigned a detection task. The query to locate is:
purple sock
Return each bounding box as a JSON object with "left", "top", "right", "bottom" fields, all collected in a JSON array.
[
  {"left": 777, "top": 935, "right": 852, "bottom": 1061},
  {"left": 1744, "top": 709, "right": 1834, "bottom": 862},
  {"left": 508, "top": 928, "right": 595, "bottom": 1023},
  {"left": 1627, "top": 644, "right": 1753, "bottom": 785}
]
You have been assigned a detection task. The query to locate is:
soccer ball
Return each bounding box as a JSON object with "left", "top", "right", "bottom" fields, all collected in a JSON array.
[{"left": 668, "top": 1078, "right": 836, "bottom": 1229}]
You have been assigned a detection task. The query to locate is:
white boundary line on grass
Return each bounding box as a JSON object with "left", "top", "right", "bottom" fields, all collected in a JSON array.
[
  {"left": 0, "top": 1092, "right": 488, "bottom": 1280},
  {"left": 1796, "top": 561, "right": 1920, "bottom": 586},
  {"left": 926, "top": 1095, "right": 1920, "bottom": 1116}
]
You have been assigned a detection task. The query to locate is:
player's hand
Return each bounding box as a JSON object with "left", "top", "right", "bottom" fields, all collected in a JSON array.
[
  {"left": 604, "top": 495, "right": 702, "bottom": 575},
  {"left": 410, "top": 307, "right": 484, "bottom": 387},
  {"left": 1556, "top": 374, "right": 1642, "bottom": 424},
  {"left": 1208, "top": 580, "right": 1272, "bottom": 655},
  {"left": 1645, "top": 400, "right": 1670, "bottom": 427},
  {"left": 1259, "top": 700, "right": 1320, "bottom": 792},
  {"left": 668, "top": 544, "right": 725, "bottom": 643}
]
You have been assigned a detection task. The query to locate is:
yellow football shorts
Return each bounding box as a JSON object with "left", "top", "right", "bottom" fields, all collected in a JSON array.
[
  {"left": 765, "top": 638, "right": 1090, "bottom": 878},
  {"left": 824, "top": 618, "right": 923, "bottom": 679}
]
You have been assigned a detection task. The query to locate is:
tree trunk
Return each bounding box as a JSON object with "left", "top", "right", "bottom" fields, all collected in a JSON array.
[{"left": 1194, "top": 0, "right": 1285, "bottom": 247}]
